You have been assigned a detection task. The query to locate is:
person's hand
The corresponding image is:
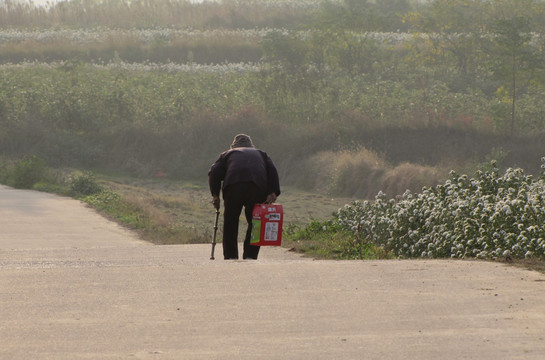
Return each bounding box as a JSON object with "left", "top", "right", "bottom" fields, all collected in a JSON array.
[
  {"left": 212, "top": 195, "right": 220, "bottom": 210},
  {"left": 266, "top": 193, "right": 277, "bottom": 204}
]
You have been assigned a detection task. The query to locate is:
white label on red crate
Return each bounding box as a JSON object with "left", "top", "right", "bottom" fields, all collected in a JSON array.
[{"left": 264, "top": 222, "right": 279, "bottom": 241}]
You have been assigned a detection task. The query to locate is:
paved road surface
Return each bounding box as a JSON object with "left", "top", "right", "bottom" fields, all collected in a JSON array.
[{"left": 1, "top": 185, "right": 545, "bottom": 359}]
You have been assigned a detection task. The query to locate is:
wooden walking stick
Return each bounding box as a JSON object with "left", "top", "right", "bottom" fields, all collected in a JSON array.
[{"left": 210, "top": 208, "right": 220, "bottom": 260}]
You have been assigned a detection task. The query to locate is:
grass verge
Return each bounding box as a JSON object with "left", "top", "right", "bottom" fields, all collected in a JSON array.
[
  {"left": 73, "top": 170, "right": 354, "bottom": 246},
  {"left": 283, "top": 220, "right": 394, "bottom": 260}
]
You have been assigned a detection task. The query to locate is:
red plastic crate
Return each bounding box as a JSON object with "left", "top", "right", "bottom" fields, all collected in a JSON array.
[{"left": 250, "top": 203, "right": 283, "bottom": 246}]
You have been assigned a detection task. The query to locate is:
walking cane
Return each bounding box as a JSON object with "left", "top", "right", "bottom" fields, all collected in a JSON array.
[{"left": 210, "top": 208, "right": 220, "bottom": 260}]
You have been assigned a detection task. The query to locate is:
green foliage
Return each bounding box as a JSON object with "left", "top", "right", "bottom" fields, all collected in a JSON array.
[
  {"left": 10, "top": 155, "right": 49, "bottom": 189},
  {"left": 314, "top": 0, "right": 411, "bottom": 32},
  {"left": 0, "top": 161, "right": 10, "bottom": 185},
  {"left": 69, "top": 171, "right": 104, "bottom": 195},
  {"left": 0, "top": 61, "right": 542, "bottom": 195},
  {"left": 285, "top": 219, "right": 391, "bottom": 259},
  {"left": 82, "top": 190, "right": 151, "bottom": 232},
  {"left": 82, "top": 190, "right": 134, "bottom": 222},
  {"left": 262, "top": 31, "right": 309, "bottom": 70},
  {"left": 0, "top": 64, "right": 259, "bottom": 176},
  {"left": 336, "top": 158, "right": 545, "bottom": 260}
]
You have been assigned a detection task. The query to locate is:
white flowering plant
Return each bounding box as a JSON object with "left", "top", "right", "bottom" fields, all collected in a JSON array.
[{"left": 336, "top": 158, "right": 545, "bottom": 260}]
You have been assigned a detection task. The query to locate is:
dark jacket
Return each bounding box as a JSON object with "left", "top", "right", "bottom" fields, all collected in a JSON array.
[{"left": 208, "top": 147, "right": 280, "bottom": 197}]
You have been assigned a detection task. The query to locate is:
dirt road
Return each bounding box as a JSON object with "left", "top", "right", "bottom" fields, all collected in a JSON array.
[{"left": 1, "top": 185, "right": 544, "bottom": 359}]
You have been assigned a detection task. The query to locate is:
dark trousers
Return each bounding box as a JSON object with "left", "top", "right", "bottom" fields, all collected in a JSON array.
[{"left": 222, "top": 182, "right": 267, "bottom": 260}]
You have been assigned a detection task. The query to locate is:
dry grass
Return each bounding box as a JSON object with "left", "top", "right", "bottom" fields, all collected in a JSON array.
[
  {"left": 382, "top": 162, "right": 445, "bottom": 197},
  {"left": 98, "top": 173, "right": 352, "bottom": 244},
  {"left": 102, "top": 176, "right": 211, "bottom": 234},
  {"left": 302, "top": 147, "right": 447, "bottom": 199}
]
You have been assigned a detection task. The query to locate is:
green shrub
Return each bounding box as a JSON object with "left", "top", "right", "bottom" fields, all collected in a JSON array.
[
  {"left": 69, "top": 171, "right": 104, "bottom": 195},
  {"left": 11, "top": 155, "right": 48, "bottom": 189},
  {"left": 0, "top": 160, "right": 10, "bottom": 184},
  {"left": 336, "top": 158, "right": 545, "bottom": 260}
]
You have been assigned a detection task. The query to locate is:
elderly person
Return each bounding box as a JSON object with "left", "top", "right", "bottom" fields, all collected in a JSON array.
[{"left": 208, "top": 134, "right": 281, "bottom": 260}]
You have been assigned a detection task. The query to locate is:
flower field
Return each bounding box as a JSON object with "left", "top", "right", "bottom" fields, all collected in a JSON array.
[
  {"left": 0, "top": 27, "right": 415, "bottom": 65},
  {"left": 336, "top": 159, "right": 545, "bottom": 260},
  {"left": 0, "top": 60, "right": 261, "bottom": 73},
  {"left": 0, "top": 28, "right": 414, "bottom": 46},
  {"left": 0, "top": 28, "right": 274, "bottom": 45}
]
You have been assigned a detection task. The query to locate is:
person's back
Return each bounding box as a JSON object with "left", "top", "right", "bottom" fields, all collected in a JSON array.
[{"left": 223, "top": 148, "right": 268, "bottom": 194}]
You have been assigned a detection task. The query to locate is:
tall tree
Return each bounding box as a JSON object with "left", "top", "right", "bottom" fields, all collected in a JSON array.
[
  {"left": 486, "top": 16, "right": 539, "bottom": 136},
  {"left": 404, "top": 0, "right": 485, "bottom": 85}
]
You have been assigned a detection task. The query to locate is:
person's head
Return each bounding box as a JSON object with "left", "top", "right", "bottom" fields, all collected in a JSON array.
[{"left": 230, "top": 134, "right": 254, "bottom": 149}]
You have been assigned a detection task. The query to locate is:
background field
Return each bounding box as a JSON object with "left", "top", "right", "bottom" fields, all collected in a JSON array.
[{"left": 1, "top": 0, "right": 545, "bottom": 256}]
